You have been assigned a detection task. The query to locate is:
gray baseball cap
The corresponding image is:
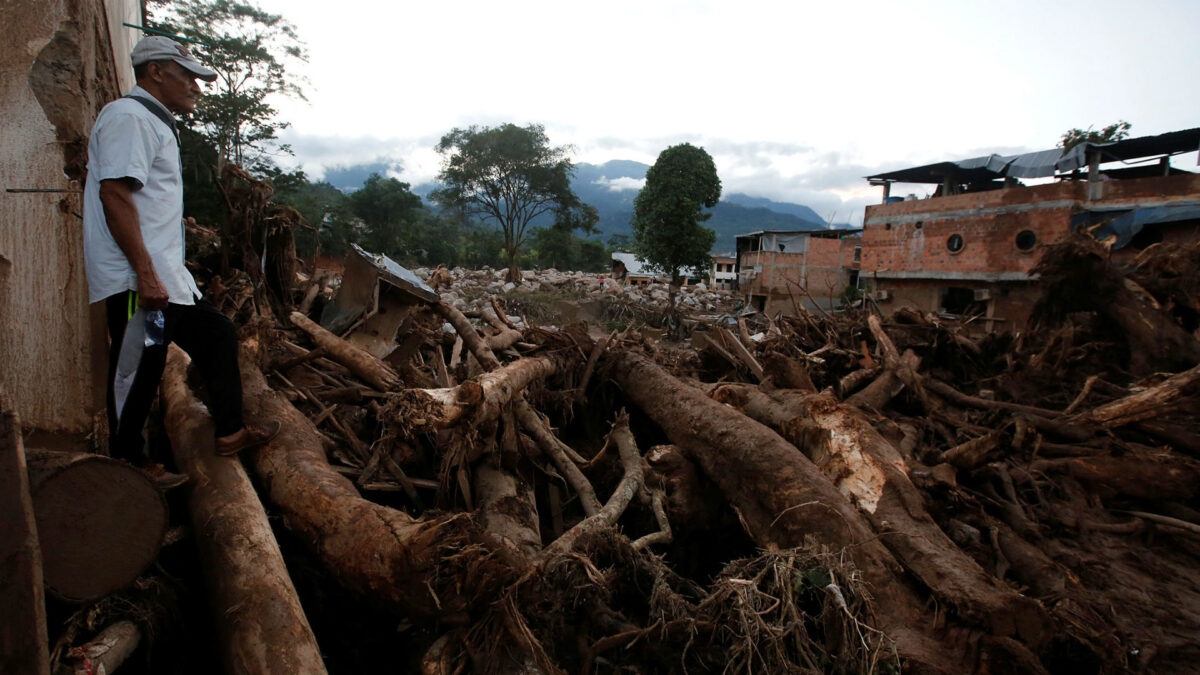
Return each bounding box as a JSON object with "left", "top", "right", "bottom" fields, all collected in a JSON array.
[{"left": 131, "top": 36, "right": 218, "bottom": 82}]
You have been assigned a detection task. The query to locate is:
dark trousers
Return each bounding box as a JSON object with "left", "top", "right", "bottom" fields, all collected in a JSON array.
[{"left": 104, "top": 291, "right": 244, "bottom": 466}]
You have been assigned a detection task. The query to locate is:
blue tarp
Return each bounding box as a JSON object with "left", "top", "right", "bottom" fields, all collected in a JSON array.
[{"left": 1074, "top": 204, "right": 1200, "bottom": 249}]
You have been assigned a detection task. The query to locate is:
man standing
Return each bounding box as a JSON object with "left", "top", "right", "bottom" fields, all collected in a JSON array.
[{"left": 83, "top": 35, "right": 278, "bottom": 487}]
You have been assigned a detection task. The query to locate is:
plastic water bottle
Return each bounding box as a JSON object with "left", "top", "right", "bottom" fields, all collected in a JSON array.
[{"left": 144, "top": 310, "right": 165, "bottom": 347}]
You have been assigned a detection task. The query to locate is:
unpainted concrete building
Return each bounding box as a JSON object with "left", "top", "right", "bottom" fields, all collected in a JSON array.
[
  {"left": 861, "top": 128, "right": 1200, "bottom": 332},
  {"left": 2, "top": 0, "right": 141, "bottom": 438}
]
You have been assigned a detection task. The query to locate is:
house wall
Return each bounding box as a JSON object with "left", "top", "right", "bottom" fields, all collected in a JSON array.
[
  {"left": 862, "top": 182, "right": 1081, "bottom": 278},
  {"left": 1, "top": 0, "right": 138, "bottom": 433}
]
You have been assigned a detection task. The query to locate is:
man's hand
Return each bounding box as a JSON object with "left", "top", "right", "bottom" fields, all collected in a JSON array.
[
  {"left": 136, "top": 270, "right": 169, "bottom": 310},
  {"left": 99, "top": 178, "right": 168, "bottom": 309}
]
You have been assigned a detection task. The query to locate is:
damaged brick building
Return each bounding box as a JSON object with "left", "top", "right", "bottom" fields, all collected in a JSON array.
[
  {"left": 858, "top": 128, "right": 1200, "bottom": 331},
  {"left": 734, "top": 228, "right": 862, "bottom": 315}
]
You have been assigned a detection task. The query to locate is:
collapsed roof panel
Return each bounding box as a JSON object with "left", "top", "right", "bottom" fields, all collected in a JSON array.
[{"left": 320, "top": 244, "right": 438, "bottom": 336}]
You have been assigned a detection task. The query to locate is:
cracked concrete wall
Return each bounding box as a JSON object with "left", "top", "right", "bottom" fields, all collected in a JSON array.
[{"left": 0, "top": 0, "right": 138, "bottom": 434}]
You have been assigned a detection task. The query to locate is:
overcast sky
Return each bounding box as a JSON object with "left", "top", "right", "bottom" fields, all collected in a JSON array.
[{"left": 250, "top": 0, "right": 1199, "bottom": 225}]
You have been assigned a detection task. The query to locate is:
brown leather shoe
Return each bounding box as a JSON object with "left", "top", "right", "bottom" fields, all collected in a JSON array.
[
  {"left": 215, "top": 421, "right": 281, "bottom": 457},
  {"left": 141, "top": 463, "right": 189, "bottom": 490}
]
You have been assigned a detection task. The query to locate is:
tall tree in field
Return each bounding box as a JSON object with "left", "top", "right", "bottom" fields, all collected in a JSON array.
[
  {"left": 148, "top": 0, "right": 308, "bottom": 171},
  {"left": 632, "top": 143, "right": 721, "bottom": 301},
  {"left": 432, "top": 123, "right": 596, "bottom": 283}
]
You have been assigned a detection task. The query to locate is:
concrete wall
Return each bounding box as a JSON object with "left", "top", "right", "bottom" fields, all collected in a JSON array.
[{"left": 1, "top": 0, "right": 138, "bottom": 433}]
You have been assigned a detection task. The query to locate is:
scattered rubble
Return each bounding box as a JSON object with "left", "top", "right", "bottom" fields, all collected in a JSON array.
[
  {"left": 401, "top": 264, "right": 740, "bottom": 324},
  {"left": 11, "top": 170, "right": 1200, "bottom": 674}
]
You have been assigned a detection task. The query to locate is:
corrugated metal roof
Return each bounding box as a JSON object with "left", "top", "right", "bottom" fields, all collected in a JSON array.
[{"left": 867, "top": 127, "right": 1200, "bottom": 184}]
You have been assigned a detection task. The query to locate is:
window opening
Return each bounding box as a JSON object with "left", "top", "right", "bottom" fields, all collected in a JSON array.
[{"left": 1015, "top": 230, "right": 1037, "bottom": 251}]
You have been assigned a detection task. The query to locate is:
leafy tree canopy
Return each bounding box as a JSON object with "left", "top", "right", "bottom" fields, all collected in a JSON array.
[
  {"left": 431, "top": 123, "right": 597, "bottom": 282},
  {"left": 1059, "top": 120, "right": 1132, "bottom": 152},
  {"left": 632, "top": 143, "right": 721, "bottom": 285},
  {"left": 348, "top": 173, "right": 424, "bottom": 257},
  {"left": 148, "top": 0, "right": 308, "bottom": 170}
]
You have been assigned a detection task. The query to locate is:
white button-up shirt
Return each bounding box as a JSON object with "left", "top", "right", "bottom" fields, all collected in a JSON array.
[{"left": 83, "top": 85, "right": 201, "bottom": 305}]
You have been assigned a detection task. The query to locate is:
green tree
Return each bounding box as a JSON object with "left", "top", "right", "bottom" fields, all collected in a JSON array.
[
  {"left": 1059, "top": 120, "right": 1132, "bottom": 151},
  {"left": 348, "top": 173, "right": 423, "bottom": 257},
  {"left": 148, "top": 0, "right": 308, "bottom": 171},
  {"left": 431, "top": 123, "right": 597, "bottom": 283},
  {"left": 632, "top": 143, "right": 721, "bottom": 297},
  {"left": 265, "top": 168, "right": 355, "bottom": 257}
]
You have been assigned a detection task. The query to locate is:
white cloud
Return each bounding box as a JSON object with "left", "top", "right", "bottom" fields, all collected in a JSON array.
[{"left": 593, "top": 176, "right": 645, "bottom": 192}]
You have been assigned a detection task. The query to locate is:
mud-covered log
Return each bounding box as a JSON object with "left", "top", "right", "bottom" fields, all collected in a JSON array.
[
  {"left": 394, "top": 356, "right": 560, "bottom": 431},
  {"left": 605, "top": 351, "right": 971, "bottom": 673},
  {"left": 485, "top": 327, "right": 523, "bottom": 352},
  {"left": 847, "top": 350, "right": 920, "bottom": 410},
  {"left": 162, "top": 347, "right": 326, "bottom": 674},
  {"left": 64, "top": 621, "right": 140, "bottom": 675},
  {"left": 1030, "top": 455, "right": 1200, "bottom": 501},
  {"left": 0, "top": 403, "right": 49, "bottom": 675},
  {"left": 712, "top": 384, "right": 1047, "bottom": 642},
  {"left": 761, "top": 353, "right": 816, "bottom": 393},
  {"left": 544, "top": 414, "right": 644, "bottom": 556},
  {"left": 434, "top": 301, "right": 501, "bottom": 370},
  {"left": 474, "top": 461, "right": 541, "bottom": 557},
  {"left": 239, "top": 341, "right": 487, "bottom": 620},
  {"left": 289, "top": 311, "right": 400, "bottom": 391},
  {"left": 1073, "top": 363, "right": 1200, "bottom": 429},
  {"left": 25, "top": 450, "right": 166, "bottom": 603},
  {"left": 515, "top": 401, "right": 600, "bottom": 516}
]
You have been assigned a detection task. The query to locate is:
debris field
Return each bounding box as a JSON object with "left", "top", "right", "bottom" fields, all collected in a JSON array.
[{"left": 18, "top": 168, "right": 1200, "bottom": 675}]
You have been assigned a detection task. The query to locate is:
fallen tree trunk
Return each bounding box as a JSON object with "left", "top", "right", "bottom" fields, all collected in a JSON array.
[
  {"left": 0, "top": 403, "right": 49, "bottom": 675},
  {"left": 162, "top": 347, "right": 327, "bottom": 674},
  {"left": 391, "top": 356, "right": 560, "bottom": 431},
  {"left": 1029, "top": 455, "right": 1200, "bottom": 501},
  {"left": 711, "top": 384, "right": 1047, "bottom": 644},
  {"left": 605, "top": 350, "right": 976, "bottom": 673},
  {"left": 289, "top": 311, "right": 400, "bottom": 391},
  {"left": 238, "top": 339, "right": 492, "bottom": 621},
  {"left": 25, "top": 450, "right": 166, "bottom": 603},
  {"left": 63, "top": 621, "right": 140, "bottom": 675},
  {"left": 474, "top": 461, "right": 541, "bottom": 557},
  {"left": 434, "top": 301, "right": 501, "bottom": 370},
  {"left": 1072, "top": 363, "right": 1200, "bottom": 429}
]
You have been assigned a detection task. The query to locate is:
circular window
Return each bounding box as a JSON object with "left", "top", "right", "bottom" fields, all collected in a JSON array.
[
  {"left": 884, "top": 223, "right": 892, "bottom": 231},
  {"left": 915, "top": 221, "right": 924, "bottom": 229},
  {"left": 1015, "top": 230, "right": 1037, "bottom": 251},
  {"left": 947, "top": 234, "right": 964, "bottom": 253}
]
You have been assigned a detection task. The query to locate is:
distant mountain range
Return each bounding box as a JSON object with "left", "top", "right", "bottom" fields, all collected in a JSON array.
[{"left": 320, "top": 159, "right": 847, "bottom": 254}]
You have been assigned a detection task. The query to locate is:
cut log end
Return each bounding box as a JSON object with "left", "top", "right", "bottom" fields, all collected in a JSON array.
[{"left": 27, "top": 451, "right": 167, "bottom": 602}]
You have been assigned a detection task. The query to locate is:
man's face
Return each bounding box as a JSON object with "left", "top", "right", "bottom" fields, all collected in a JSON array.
[{"left": 150, "top": 61, "right": 203, "bottom": 114}]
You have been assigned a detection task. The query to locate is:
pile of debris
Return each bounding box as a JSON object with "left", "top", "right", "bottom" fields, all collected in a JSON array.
[
  {"left": 17, "top": 168, "right": 1200, "bottom": 674},
  {"left": 405, "top": 265, "right": 739, "bottom": 318}
]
